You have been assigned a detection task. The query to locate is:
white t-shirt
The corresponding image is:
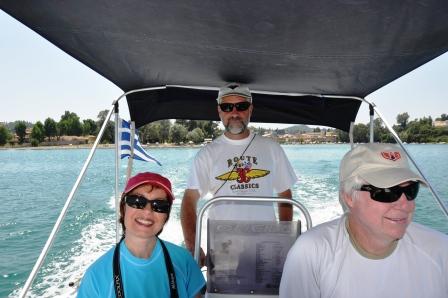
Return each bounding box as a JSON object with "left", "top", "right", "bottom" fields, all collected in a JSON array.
[
  {"left": 187, "top": 132, "right": 297, "bottom": 220},
  {"left": 280, "top": 215, "right": 448, "bottom": 298}
]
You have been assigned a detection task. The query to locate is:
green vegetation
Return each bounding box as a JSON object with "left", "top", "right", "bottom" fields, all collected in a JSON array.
[
  {"left": 169, "top": 124, "right": 188, "bottom": 144},
  {"left": 1, "top": 111, "right": 447, "bottom": 147},
  {"left": 0, "top": 111, "right": 223, "bottom": 147},
  {"left": 187, "top": 128, "right": 205, "bottom": 144},
  {"left": 30, "top": 121, "right": 45, "bottom": 146},
  {"left": 0, "top": 124, "right": 12, "bottom": 145},
  {"left": 82, "top": 119, "right": 97, "bottom": 136},
  {"left": 336, "top": 113, "right": 448, "bottom": 143},
  {"left": 44, "top": 117, "right": 57, "bottom": 141},
  {"left": 2, "top": 111, "right": 102, "bottom": 146},
  {"left": 137, "top": 120, "right": 220, "bottom": 145},
  {"left": 97, "top": 110, "right": 114, "bottom": 144},
  {"left": 14, "top": 121, "right": 27, "bottom": 144},
  {"left": 59, "top": 111, "right": 83, "bottom": 136}
]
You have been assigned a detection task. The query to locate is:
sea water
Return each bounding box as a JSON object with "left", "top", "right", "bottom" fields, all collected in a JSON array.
[{"left": 0, "top": 144, "right": 447, "bottom": 297}]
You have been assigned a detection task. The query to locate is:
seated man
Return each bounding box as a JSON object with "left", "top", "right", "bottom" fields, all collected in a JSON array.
[{"left": 280, "top": 143, "right": 448, "bottom": 298}]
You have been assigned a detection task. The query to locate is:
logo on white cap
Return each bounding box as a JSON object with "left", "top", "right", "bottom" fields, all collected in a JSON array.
[{"left": 381, "top": 151, "right": 401, "bottom": 161}]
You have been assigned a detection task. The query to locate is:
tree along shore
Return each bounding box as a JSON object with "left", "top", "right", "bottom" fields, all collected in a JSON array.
[{"left": 1, "top": 110, "right": 447, "bottom": 147}]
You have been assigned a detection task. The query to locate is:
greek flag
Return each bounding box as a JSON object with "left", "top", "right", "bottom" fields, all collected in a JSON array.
[{"left": 119, "top": 118, "right": 162, "bottom": 166}]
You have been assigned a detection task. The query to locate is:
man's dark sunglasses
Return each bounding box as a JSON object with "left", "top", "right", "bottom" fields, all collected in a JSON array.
[
  {"left": 360, "top": 181, "right": 420, "bottom": 203},
  {"left": 124, "top": 195, "right": 171, "bottom": 213},
  {"left": 219, "top": 102, "right": 251, "bottom": 112}
]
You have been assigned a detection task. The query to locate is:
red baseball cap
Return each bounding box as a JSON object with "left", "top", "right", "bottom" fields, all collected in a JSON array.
[{"left": 124, "top": 172, "right": 175, "bottom": 202}]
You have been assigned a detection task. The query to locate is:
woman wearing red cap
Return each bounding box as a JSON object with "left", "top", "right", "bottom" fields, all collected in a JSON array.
[{"left": 78, "top": 172, "right": 205, "bottom": 298}]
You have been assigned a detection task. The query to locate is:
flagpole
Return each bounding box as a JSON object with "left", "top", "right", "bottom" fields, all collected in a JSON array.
[
  {"left": 114, "top": 103, "right": 121, "bottom": 243},
  {"left": 126, "top": 122, "right": 136, "bottom": 181}
]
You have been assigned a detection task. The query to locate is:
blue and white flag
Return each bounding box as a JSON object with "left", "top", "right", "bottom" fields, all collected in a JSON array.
[{"left": 119, "top": 118, "right": 162, "bottom": 166}]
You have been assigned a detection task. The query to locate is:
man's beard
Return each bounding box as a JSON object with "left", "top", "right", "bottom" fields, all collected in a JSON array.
[{"left": 224, "top": 117, "right": 248, "bottom": 135}]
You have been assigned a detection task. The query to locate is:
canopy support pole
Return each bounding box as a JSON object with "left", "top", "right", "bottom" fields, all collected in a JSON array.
[
  {"left": 349, "top": 121, "right": 354, "bottom": 149},
  {"left": 368, "top": 102, "right": 448, "bottom": 219},
  {"left": 369, "top": 104, "right": 374, "bottom": 143},
  {"left": 19, "top": 104, "right": 117, "bottom": 298}
]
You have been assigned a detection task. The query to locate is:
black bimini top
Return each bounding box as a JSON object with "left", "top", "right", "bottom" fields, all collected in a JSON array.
[{"left": 1, "top": 1, "right": 448, "bottom": 131}]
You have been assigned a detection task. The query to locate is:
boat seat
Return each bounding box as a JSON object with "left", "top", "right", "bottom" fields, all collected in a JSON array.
[{"left": 205, "top": 219, "right": 300, "bottom": 298}]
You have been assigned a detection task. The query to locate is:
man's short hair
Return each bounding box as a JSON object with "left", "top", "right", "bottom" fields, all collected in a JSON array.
[
  {"left": 339, "top": 176, "right": 365, "bottom": 212},
  {"left": 216, "top": 82, "right": 252, "bottom": 104}
]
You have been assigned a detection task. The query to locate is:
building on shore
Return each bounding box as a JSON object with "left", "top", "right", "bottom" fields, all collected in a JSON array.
[
  {"left": 273, "top": 130, "right": 338, "bottom": 144},
  {"left": 433, "top": 120, "right": 448, "bottom": 128}
]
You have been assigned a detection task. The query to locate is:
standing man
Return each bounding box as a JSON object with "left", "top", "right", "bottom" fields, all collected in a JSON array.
[
  {"left": 181, "top": 82, "right": 297, "bottom": 261},
  {"left": 280, "top": 143, "right": 448, "bottom": 298}
]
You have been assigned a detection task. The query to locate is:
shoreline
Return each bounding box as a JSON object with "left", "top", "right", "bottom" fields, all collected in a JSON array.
[
  {"left": 1, "top": 142, "right": 446, "bottom": 151},
  {"left": 0, "top": 143, "right": 203, "bottom": 150}
]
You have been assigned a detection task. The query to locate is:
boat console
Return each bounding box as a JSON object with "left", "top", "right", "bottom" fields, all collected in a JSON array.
[{"left": 194, "top": 196, "right": 312, "bottom": 297}]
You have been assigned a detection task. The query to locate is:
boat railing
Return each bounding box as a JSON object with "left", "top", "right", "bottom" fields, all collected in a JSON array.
[{"left": 194, "top": 196, "right": 312, "bottom": 297}]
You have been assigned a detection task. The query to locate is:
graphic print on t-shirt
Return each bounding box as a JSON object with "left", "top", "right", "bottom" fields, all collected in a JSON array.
[{"left": 215, "top": 154, "right": 270, "bottom": 191}]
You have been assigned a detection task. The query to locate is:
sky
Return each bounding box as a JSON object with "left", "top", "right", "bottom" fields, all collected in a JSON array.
[{"left": 1, "top": 10, "right": 447, "bottom": 130}]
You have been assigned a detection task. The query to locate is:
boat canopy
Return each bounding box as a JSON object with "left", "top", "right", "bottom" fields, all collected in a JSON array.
[{"left": 1, "top": 1, "right": 448, "bottom": 131}]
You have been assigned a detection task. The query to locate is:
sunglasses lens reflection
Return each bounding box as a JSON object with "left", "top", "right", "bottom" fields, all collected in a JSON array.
[
  {"left": 151, "top": 200, "right": 171, "bottom": 213},
  {"left": 219, "top": 102, "right": 250, "bottom": 112},
  {"left": 125, "top": 196, "right": 170, "bottom": 213},
  {"left": 360, "top": 182, "right": 419, "bottom": 203}
]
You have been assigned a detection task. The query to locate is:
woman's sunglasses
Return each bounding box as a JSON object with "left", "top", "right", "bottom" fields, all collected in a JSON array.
[
  {"left": 219, "top": 102, "right": 251, "bottom": 112},
  {"left": 124, "top": 195, "right": 171, "bottom": 213},
  {"left": 359, "top": 181, "right": 420, "bottom": 203}
]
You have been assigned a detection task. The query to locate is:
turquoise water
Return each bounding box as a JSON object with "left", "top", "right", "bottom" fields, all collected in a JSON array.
[{"left": 0, "top": 144, "right": 447, "bottom": 297}]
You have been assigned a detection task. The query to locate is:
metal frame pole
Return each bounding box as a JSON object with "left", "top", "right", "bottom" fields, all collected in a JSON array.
[
  {"left": 114, "top": 103, "right": 121, "bottom": 243},
  {"left": 19, "top": 106, "right": 116, "bottom": 298},
  {"left": 369, "top": 104, "right": 374, "bottom": 143},
  {"left": 349, "top": 121, "right": 354, "bottom": 149},
  {"left": 372, "top": 105, "right": 448, "bottom": 218},
  {"left": 350, "top": 96, "right": 448, "bottom": 219},
  {"left": 193, "top": 196, "right": 313, "bottom": 262},
  {"left": 125, "top": 121, "right": 136, "bottom": 181},
  {"left": 18, "top": 88, "right": 162, "bottom": 297}
]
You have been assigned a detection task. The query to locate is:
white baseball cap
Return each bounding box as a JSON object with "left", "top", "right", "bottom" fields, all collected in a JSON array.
[
  {"left": 340, "top": 143, "right": 427, "bottom": 188},
  {"left": 216, "top": 82, "right": 252, "bottom": 104}
]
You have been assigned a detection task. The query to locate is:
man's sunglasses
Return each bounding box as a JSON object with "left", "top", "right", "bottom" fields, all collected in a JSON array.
[
  {"left": 359, "top": 181, "right": 420, "bottom": 203},
  {"left": 219, "top": 102, "right": 251, "bottom": 112},
  {"left": 124, "top": 195, "right": 171, "bottom": 213}
]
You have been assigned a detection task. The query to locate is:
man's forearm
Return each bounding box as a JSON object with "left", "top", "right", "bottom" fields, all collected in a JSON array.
[
  {"left": 180, "top": 190, "right": 199, "bottom": 251},
  {"left": 278, "top": 189, "right": 293, "bottom": 221}
]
